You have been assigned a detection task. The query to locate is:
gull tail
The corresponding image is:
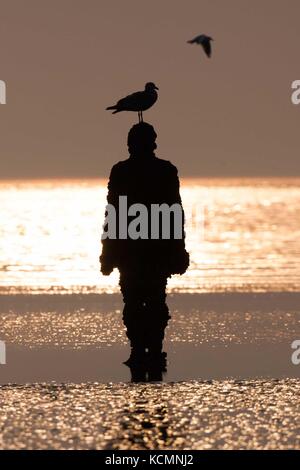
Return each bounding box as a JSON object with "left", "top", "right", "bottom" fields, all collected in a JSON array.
[
  {"left": 187, "top": 39, "right": 196, "bottom": 44},
  {"left": 106, "top": 105, "right": 121, "bottom": 114}
]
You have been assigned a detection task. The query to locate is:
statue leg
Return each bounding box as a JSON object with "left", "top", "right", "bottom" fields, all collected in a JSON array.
[
  {"left": 144, "top": 276, "right": 170, "bottom": 358},
  {"left": 120, "top": 271, "right": 147, "bottom": 362}
]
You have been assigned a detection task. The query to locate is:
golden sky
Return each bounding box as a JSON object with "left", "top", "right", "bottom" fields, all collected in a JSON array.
[{"left": 0, "top": 0, "right": 299, "bottom": 178}]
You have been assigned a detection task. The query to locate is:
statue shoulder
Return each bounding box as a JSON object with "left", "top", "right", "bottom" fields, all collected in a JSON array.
[
  {"left": 155, "top": 157, "right": 178, "bottom": 175},
  {"left": 109, "top": 158, "right": 131, "bottom": 176}
]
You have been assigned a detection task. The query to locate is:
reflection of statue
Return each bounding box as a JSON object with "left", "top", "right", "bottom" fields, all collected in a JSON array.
[
  {"left": 100, "top": 122, "right": 189, "bottom": 372},
  {"left": 127, "top": 357, "right": 167, "bottom": 383}
]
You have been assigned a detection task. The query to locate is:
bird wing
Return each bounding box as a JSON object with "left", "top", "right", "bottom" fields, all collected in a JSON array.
[
  {"left": 116, "top": 91, "right": 143, "bottom": 111},
  {"left": 188, "top": 35, "right": 201, "bottom": 44},
  {"left": 202, "top": 39, "right": 212, "bottom": 57}
]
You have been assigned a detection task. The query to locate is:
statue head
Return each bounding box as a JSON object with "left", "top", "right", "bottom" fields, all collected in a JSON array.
[{"left": 127, "top": 122, "right": 157, "bottom": 157}]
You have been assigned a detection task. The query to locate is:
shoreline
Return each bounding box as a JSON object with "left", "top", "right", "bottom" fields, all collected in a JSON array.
[{"left": 1, "top": 291, "right": 300, "bottom": 312}]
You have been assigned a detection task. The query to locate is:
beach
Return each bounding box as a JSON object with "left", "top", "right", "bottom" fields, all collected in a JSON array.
[
  {"left": 1, "top": 379, "right": 300, "bottom": 450},
  {"left": 0, "top": 292, "right": 300, "bottom": 449},
  {"left": 0, "top": 179, "right": 300, "bottom": 449},
  {"left": 1, "top": 0, "right": 300, "bottom": 452}
]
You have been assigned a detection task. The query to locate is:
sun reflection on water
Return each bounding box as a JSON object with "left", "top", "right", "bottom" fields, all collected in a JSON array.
[{"left": 1, "top": 178, "right": 300, "bottom": 294}]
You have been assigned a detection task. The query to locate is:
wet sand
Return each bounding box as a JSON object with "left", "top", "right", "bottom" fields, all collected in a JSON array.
[
  {"left": 1, "top": 380, "right": 300, "bottom": 450},
  {"left": 0, "top": 293, "right": 300, "bottom": 449}
]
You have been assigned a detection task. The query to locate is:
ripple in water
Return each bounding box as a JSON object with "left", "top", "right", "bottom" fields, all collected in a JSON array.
[{"left": 1, "top": 178, "right": 300, "bottom": 293}]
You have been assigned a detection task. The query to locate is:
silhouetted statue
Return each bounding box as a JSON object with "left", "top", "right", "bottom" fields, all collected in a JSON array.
[{"left": 100, "top": 122, "right": 189, "bottom": 379}]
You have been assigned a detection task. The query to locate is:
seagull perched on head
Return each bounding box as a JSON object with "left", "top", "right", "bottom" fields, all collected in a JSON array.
[
  {"left": 106, "top": 82, "right": 159, "bottom": 122},
  {"left": 187, "top": 34, "right": 214, "bottom": 58}
]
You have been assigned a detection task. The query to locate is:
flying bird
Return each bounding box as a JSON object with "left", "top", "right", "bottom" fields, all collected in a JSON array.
[
  {"left": 106, "top": 82, "right": 159, "bottom": 122},
  {"left": 187, "top": 34, "right": 214, "bottom": 58}
]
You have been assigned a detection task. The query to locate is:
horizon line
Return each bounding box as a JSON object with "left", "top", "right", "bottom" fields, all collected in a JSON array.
[{"left": 1, "top": 176, "right": 300, "bottom": 185}]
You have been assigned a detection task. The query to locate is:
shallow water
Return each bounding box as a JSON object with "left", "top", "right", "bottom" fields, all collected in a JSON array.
[
  {"left": 1, "top": 293, "right": 300, "bottom": 349},
  {"left": 1, "top": 293, "right": 300, "bottom": 383},
  {"left": 1, "top": 178, "right": 300, "bottom": 294}
]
